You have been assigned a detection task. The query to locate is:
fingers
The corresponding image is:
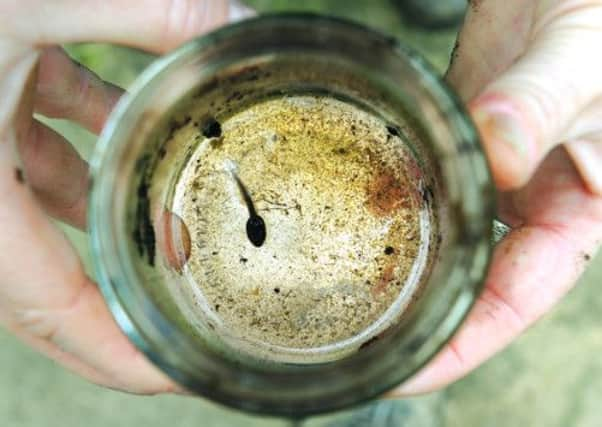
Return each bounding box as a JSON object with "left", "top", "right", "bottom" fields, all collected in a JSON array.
[
  {"left": 446, "top": 0, "right": 535, "bottom": 101},
  {"left": 2, "top": 0, "right": 234, "bottom": 53},
  {"left": 35, "top": 48, "right": 123, "bottom": 134},
  {"left": 470, "top": 22, "right": 602, "bottom": 190},
  {"left": 19, "top": 120, "right": 89, "bottom": 229},
  {"left": 0, "top": 136, "right": 174, "bottom": 394},
  {"left": 453, "top": 2, "right": 602, "bottom": 190},
  {"left": 28, "top": 47, "right": 129, "bottom": 229},
  {"left": 14, "top": 48, "right": 123, "bottom": 230}
]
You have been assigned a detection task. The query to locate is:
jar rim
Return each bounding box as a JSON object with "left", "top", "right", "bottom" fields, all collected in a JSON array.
[{"left": 89, "top": 13, "right": 495, "bottom": 415}]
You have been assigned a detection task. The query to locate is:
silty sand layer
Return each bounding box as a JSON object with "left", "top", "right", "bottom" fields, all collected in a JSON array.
[{"left": 169, "top": 95, "right": 428, "bottom": 351}]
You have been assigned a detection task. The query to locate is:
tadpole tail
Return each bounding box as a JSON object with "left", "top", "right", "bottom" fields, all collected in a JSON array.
[
  {"left": 232, "top": 173, "right": 267, "bottom": 247},
  {"left": 232, "top": 173, "right": 258, "bottom": 217}
]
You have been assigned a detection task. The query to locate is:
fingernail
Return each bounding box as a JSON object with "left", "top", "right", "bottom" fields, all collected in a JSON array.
[
  {"left": 470, "top": 99, "right": 536, "bottom": 189},
  {"left": 472, "top": 102, "right": 534, "bottom": 161},
  {"left": 228, "top": 0, "right": 256, "bottom": 22}
]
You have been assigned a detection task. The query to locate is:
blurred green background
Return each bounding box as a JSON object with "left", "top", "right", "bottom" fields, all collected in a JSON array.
[{"left": 2, "top": 1, "right": 602, "bottom": 426}]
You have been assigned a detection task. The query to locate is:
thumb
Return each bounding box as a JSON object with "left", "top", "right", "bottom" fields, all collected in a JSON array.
[{"left": 469, "top": 5, "right": 602, "bottom": 190}]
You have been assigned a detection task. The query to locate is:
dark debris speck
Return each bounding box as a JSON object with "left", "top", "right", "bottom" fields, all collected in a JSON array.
[
  {"left": 201, "top": 117, "right": 222, "bottom": 138},
  {"left": 386, "top": 125, "right": 401, "bottom": 138},
  {"left": 14, "top": 168, "right": 24, "bottom": 184},
  {"left": 359, "top": 336, "right": 379, "bottom": 350}
]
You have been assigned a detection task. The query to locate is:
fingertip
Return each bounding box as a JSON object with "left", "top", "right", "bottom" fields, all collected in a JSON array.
[
  {"left": 386, "top": 347, "right": 466, "bottom": 398},
  {"left": 386, "top": 381, "right": 419, "bottom": 398},
  {"left": 470, "top": 95, "right": 537, "bottom": 191}
]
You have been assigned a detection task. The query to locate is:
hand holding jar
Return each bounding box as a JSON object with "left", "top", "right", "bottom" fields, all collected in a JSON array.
[
  {"left": 0, "top": 0, "right": 251, "bottom": 394},
  {"left": 396, "top": 0, "right": 602, "bottom": 395},
  {"left": 0, "top": 0, "right": 600, "bottom": 405}
]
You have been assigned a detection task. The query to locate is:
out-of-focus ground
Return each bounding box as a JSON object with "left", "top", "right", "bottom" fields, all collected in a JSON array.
[{"left": 2, "top": 1, "right": 602, "bottom": 426}]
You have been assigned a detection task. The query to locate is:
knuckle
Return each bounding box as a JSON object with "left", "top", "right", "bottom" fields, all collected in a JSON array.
[
  {"left": 496, "top": 74, "right": 570, "bottom": 148},
  {"left": 520, "top": 75, "right": 563, "bottom": 124}
]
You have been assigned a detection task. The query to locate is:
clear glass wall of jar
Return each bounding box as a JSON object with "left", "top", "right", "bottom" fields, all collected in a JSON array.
[{"left": 89, "top": 14, "right": 494, "bottom": 416}]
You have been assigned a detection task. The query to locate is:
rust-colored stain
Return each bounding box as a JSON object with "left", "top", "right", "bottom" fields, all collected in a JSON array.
[
  {"left": 366, "top": 171, "right": 408, "bottom": 217},
  {"left": 372, "top": 263, "right": 396, "bottom": 297}
]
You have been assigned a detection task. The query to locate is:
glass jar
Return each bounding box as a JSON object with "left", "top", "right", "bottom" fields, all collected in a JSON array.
[{"left": 89, "top": 14, "right": 495, "bottom": 415}]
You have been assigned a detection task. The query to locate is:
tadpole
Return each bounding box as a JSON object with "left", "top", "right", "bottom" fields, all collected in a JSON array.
[{"left": 233, "top": 174, "right": 266, "bottom": 247}]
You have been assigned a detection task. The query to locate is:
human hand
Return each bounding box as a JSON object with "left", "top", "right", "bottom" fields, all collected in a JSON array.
[
  {"left": 393, "top": 0, "right": 602, "bottom": 395},
  {"left": 0, "top": 0, "right": 253, "bottom": 394}
]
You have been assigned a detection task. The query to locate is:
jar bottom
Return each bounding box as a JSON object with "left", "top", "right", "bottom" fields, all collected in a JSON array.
[{"left": 160, "top": 92, "right": 434, "bottom": 363}]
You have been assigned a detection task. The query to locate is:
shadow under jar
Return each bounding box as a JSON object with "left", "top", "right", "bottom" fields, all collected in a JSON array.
[{"left": 89, "top": 14, "right": 495, "bottom": 416}]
